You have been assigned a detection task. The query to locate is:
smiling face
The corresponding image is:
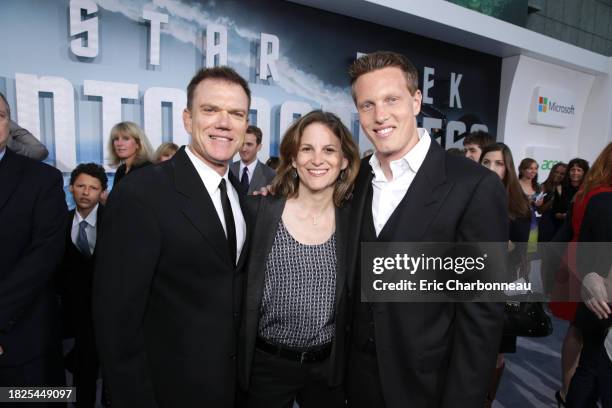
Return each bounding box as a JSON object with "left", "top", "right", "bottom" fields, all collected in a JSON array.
[
  {"left": 569, "top": 164, "right": 585, "bottom": 184},
  {"left": 353, "top": 67, "right": 422, "bottom": 165},
  {"left": 522, "top": 162, "right": 538, "bottom": 180},
  {"left": 481, "top": 150, "right": 506, "bottom": 181},
  {"left": 239, "top": 133, "right": 261, "bottom": 165},
  {"left": 112, "top": 133, "right": 139, "bottom": 161},
  {"left": 183, "top": 78, "right": 249, "bottom": 175},
  {"left": 292, "top": 122, "right": 348, "bottom": 195}
]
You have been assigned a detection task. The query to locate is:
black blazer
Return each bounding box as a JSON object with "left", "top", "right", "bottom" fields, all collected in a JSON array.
[
  {"left": 347, "top": 140, "right": 508, "bottom": 408},
  {"left": 93, "top": 147, "right": 249, "bottom": 408},
  {"left": 575, "top": 192, "right": 612, "bottom": 339},
  {"left": 57, "top": 207, "right": 104, "bottom": 338},
  {"left": 112, "top": 160, "right": 152, "bottom": 186},
  {"left": 238, "top": 195, "right": 351, "bottom": 390},
  {"left": 0, "top": 148, "right": 67, "bottom": 367}
]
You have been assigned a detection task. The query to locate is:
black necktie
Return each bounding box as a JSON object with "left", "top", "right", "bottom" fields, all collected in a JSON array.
[
  {"left": 219, "top": 179, "right": 237, "bottom": 264},
  {"left": 240, "top": 166, "right": 249, "bottom": 193}
]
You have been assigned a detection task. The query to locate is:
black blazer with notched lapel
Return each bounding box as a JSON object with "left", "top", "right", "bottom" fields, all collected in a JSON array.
[
  {"left": 238, "top": 195, "right": 351, "bottom": 390},
  {"left": 57, "top": 207, "right": 103, "bottom": 338},
  {"left": 348, "top": 140, "right": 508, "bottom": 408},
  {"left": 93, "top": 147, "right": 249, "bottom": 408},
  {"left": 0, "top": 148, "right": 67, "bottom": 367}
]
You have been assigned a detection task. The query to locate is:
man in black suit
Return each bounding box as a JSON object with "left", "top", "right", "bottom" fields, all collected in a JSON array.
[
  {"left": 0, "top": 92, "right": 67, "bottom": 397},
  {"left": 58, "top": 163, "right": 107, "bottom": 408},
  {"left": 230, "top": 125, "right": 276, "bottom": 195},
  {"left": 345, "top": 52, "right": 507, "bottom": 407},
  {"left": 93, "top": 66, "right": 250, "bottom": 408}
]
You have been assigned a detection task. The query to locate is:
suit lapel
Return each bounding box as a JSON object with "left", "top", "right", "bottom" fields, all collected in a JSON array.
[
  {"left": 246, "top": 196, "right": 285, "bottom": 311},
  {"left": 173, "top": 148, "right": 234, "bottom": 266},
  {"left": 229, "top": 171, "right": 249, "bottom": 270},
  {"left": 248, "top": 161, "right": 264, "bottom": 195},
  {"left": 347, "top": 158, "right": 373, "bottom": 293},
  {"left": 334, "top": 203, "right": 350, "bottom": 309},
  {"left": 0, "top": 149, "right": 25, "bottom": 213},
  {"left": 378, "top": 140, "right": 452, "bottom": 242}
]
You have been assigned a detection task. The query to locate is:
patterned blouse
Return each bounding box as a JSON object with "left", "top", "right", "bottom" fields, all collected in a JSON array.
[{"left": 258, "top": 220, "right": 337, "bottom": 349}]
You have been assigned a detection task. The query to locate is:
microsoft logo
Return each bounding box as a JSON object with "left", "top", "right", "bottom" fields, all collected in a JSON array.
[{"left": 538, "top": 96, "right": 548, "bottom": 113}]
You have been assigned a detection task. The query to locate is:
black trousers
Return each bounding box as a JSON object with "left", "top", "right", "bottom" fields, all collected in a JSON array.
[
  {"left": 68, "top": 320, "right": 99, "bottom": 408},
  {"left": 566, "top": 338, "right": 612, "bottom": 408},
  {"left": 0, "top": 348, "right": 66, "bottom": 408},
  {"left": 346, "top": 344, "right": 386, "bottom": 408},
  {"left": 243, "top": 348, "right": 345, "bottom": 408}
]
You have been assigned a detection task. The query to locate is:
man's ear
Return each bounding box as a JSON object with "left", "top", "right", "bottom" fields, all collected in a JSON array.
[
  {"left": 412, "top": 89, "right": 423, "bottom": 116},
  {"left": 182, "top": 108, "right": 192, "bottom": 135}
]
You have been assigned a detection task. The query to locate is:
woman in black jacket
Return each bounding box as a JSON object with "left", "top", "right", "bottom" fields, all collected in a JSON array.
[{"left": 239, "top": 111, "right": 360, "bottom": 408}]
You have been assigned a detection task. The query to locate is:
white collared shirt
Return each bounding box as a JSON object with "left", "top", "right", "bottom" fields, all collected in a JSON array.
[
  {"left": 370, "top": 128, "right": 431, "bottom": 236},
  {"left": 239, "top": 160, "right": 258, "bottom": 184},
  {"left": 71, "top": 203, "right": 99, "bottom": 254},
  {"left": 186, "top": 146, "right": 246, "bottom": 263}
]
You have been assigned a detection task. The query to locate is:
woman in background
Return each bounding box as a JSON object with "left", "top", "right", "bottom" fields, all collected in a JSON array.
[
  {"left": 552, "top": 158, "right": 590, "bottom": 224},
  {"left": 548, "top": 157, "right": 591, "bottom": 406},
  {"left": 480, "top": 143, "right": 532, "bottom": 407},
  {"left": 108, "top": 121, "right": 153, "bottom": 186},
  {"left": 566, "top": 143, "right": 612, "bottom": 407},
  {"left": 518, "top": 158, "right": 543, "bottom": 254},
  {"left": 538, "top": 162, "right": 567, "bottom": 242},
  {"left": 239, "top": 110, "right": 360, "bottom": 408},
  {"left": 153, "top": 142, "right": 179, "bottom": 163}
]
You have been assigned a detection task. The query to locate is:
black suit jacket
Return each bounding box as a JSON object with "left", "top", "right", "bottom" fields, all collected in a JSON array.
[
  {"left": 93, "top": 147, "right": 249, "bottom": 408},
  {"left": 0, "top": 148, "right": 67, "bottom": 367},
  {"left": 57, "top": 207, "right": 103, "bottom": 338},
  {"left": 238, "top": 195, "right": 351, "bottom": 390},
  {"left": 575, "top": 192, "right": 612, "bottom": 339},
  {"left": 348, "top": 140, "right": 508, "bottom": 408}
]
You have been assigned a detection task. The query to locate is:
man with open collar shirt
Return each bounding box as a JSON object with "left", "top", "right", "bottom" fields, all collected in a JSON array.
[
  {"left": 93, "top": 66, "right": 250, "bottom": 408},
  {"left": 345, "top": 51, "right": 508, "bottom": 408}
]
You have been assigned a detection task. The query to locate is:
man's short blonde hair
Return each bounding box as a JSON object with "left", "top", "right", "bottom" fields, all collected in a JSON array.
[{"left": 348, "top": 51, "right": 419, "bottom": 101}]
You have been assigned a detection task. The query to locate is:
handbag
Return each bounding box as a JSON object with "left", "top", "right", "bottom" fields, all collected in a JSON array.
[{"left": 503, "top": 297, "right": 553, "bottom": 337}]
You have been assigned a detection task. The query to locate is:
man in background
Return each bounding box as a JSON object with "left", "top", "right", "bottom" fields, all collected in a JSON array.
[
  {"left": 230, "top": 125, "right": 275, "bottom": 195},
  {"left": 463, "top": 130, "right": 495, "bottom": 162},
  {"left": 59, "top": 163, "right": 107, "bottom": 408},
  {"left": 0, "top": 88, "right": 67, "bottom": 399}
]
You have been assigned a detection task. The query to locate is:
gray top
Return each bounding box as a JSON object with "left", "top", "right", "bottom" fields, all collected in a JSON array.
[
  {"left": 8, "top": 120, "right": 48, "bottom": 161},
  {"left": 258, "top": 220, "right": 336, "bottom": 349}
]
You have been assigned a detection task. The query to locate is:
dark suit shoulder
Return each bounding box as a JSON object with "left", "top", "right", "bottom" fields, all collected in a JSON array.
[
  {"left": 7, "top": 149, "right": 63, "bottom": 182},
  {"left": 444, "top": 151, "right": 492, "bottom": 181},
  {"left": 110, "top": 160, "right": 171, "bottom": 197}
]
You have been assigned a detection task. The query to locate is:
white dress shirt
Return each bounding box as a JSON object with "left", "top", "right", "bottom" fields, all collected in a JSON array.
[
  {"left": 71, "top": 203, "right": 99, "bottom": 254},
  {"left": 370, "top": 128, "right": 431, "bottom": 236},
  {"left": 239, "top": 160, "right": 258, "bottom": 184},
  {"left": 186, "top": 146, "right": 246, "bottom": 263}
]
